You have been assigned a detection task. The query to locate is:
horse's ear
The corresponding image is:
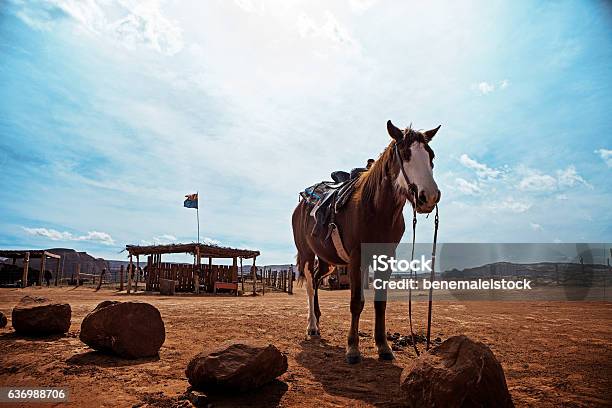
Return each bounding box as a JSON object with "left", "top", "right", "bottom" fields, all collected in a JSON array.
[
  {"left": 387, "top": 120, "right": 403, "bottom": 141},
  {"left": 424, "top": 125, "right": 441, "bottom": 142}
]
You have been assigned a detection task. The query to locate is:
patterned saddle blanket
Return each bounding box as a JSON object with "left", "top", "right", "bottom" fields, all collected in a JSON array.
[{"left": 300, "top": 178, "right": 359, "bottom": 236}]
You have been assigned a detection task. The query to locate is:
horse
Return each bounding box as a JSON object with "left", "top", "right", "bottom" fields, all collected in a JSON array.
[{"left": 292, "top": 120, "right": 441, "bottom": 364}]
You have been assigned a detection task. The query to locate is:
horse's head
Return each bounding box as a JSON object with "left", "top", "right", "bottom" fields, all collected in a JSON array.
[{"left": 387, "top": 120, "right": 441, "bottom": 214}]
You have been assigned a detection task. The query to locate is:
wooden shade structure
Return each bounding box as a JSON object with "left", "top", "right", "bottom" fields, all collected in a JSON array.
[
  {"left": 0, "top": 249, "right": 61, "bottom": 288},
  {"left": 124, "top": 243, "right": 260, "bottom": 295}
]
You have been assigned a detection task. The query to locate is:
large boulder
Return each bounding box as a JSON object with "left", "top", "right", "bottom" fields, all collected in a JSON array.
[
  {"left": 186, "top": 342, "right": 288, "bottom": 392},
  {"left": 80, "top": 301, "right": 165, "bottom": 359},
  {"left": 0, "top": 311, "right": 7, "bottom": 328},
  {"left": 12, "top": 296, "right": 71, "bottom": 335},
  {"left": 400, "top": 335, "right": 514, "bottom": 408}
]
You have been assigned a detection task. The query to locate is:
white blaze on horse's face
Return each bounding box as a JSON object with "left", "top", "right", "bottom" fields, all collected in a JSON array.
[
  {"left": 394, "top": 143, "right": 438, "bottom": 212},
  {"left": 405, "top": 142, "right": 439, "bottom": 212},
  {"left": 387, "top": 121, "right": 441, "bottom": 214}
]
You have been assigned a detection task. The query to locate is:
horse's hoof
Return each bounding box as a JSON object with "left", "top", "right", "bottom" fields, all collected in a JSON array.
[
  {"left": 378, "top": 351, "right": 395, "bottom": 361},
  {"left": 307, "top": 329, "right": 320, "bottom": 339},
  {"left": 345, "top": 353, "right": 362, "bottom": 364}
]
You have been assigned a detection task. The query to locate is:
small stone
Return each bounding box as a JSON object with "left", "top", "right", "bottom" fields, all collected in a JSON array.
[
  {"left": 0, "top": 311, "right": 7, "bottom": 328},
  {"left": 186, "top": 390, "right": 209, "bottom": 407}
]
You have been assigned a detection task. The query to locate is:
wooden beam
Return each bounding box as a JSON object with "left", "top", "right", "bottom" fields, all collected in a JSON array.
[
  {"left": 22, "top": 252, "right": 30, "bottom": 288},
  {"left": 240, "top": 257, "right": 244, "bottom": 294},
  {"left": 76, "top": 263, "right": 81, "bottom": 287}
]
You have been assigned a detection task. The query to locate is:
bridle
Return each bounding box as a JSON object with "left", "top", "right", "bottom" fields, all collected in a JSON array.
[{"left": 393, "top": 140, "right": 440, "bottom": 355}]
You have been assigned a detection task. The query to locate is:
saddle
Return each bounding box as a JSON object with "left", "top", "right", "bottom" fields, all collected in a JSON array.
[{"left": 300, "top": 177, "right": 359, "bottom": 238}]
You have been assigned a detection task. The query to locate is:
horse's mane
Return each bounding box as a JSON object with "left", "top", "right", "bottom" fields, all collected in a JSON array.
[{"left": 356, "top": 140, "right": 396, "bottom": 206}]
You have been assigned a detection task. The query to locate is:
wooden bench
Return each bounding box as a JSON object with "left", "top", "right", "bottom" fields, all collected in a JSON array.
[{"left": 213, "top": 281, "right": 239, "bottom": 296}]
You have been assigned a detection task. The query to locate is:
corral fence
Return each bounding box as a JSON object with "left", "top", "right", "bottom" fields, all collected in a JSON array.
[{"left": 261, "top": 266, "right": 294, "bottom": 294}]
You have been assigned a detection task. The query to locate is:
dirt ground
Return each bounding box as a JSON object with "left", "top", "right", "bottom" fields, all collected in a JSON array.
[{"left": 0, "top": 286, "right": 610, "bottom": 408}]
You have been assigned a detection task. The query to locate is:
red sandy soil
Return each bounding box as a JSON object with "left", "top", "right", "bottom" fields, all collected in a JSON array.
[{"left": 0, "top": 286, "right": 610, "bottom": 407}]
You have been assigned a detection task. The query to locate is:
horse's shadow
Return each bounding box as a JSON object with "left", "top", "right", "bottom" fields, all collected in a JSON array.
[{"left": 296, "top": 339, "right": 404, "bottom": 407}]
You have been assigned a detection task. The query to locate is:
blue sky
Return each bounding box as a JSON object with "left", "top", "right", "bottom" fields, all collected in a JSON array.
[{"left": 0, "top": 0, "right": 611, "bottom": 264}]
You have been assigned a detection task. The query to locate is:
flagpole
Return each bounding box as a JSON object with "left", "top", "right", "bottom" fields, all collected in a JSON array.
[{"left": 196, "top": 191, "right": 200, "bottom": 244}]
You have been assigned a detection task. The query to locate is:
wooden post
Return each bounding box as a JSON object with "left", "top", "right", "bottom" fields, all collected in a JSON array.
[
  {"left": 262, "top": 266, "right": 265, "bottom": 295},
  {"left": 146, "top": 255, "right": 152, "bottom": 291},
  {"left": 208, "top": 257, "right": 212, "bottom": 293},
  {"left": 54, "top": 257, "right": 60, "bottom": 286},
  {"left": 289, "top": 265, "right": 293, "bottom": 294},
  {"left": 39, "top": 254, "right": 45, "bottom": 286},
  {"left": 252, "top": 257, "right": 257, "bottom": 295},
  {"left": 76, "top": 263, "right": 81, "bottom": 287},
  {"left": 194, "top": 246, "right": 201, "bottom": 294},
  {"left": 127, "top": 254, "right": 133, "bottom": 294},
  {"left": 135, "top": 255, "right": 140, "bottom": 292},
  {"left": 22, "top": 252, "right": 30, "bottom": 288},
  {"left": 240, "top": 257, "right": 244, "bottom": 293},
  {"left": 119, "top": 265, "right": 124, "bottom": 291}
]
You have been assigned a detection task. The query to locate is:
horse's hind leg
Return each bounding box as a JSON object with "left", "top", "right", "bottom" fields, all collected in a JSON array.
[{"left": 313, "top": 259, "right": 330, "bottom": 329}]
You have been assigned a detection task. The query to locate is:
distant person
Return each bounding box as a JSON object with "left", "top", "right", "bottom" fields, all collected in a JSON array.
[
  {"left": 350, "top": 158, "right": 375, "bottom": 179},
  {"left": 44, "top": 269, "right": 52, "bottom": 287},
  {"left": 331, "top": 159, "right": 375, "bottom": 183}
]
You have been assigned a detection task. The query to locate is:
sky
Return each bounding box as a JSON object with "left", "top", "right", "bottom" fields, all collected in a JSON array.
[{"left": 0, "top": 0, "right": 611, "bottom": 264}]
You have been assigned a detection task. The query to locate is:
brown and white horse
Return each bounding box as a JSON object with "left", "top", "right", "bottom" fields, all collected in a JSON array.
[{"left": 292, "top": 120, "right": 441, "bottom": 364}]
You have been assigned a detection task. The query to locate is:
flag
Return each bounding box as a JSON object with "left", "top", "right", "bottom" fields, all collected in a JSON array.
[{"left": 184, "top": 193, "right": 198, "bottom": 209}]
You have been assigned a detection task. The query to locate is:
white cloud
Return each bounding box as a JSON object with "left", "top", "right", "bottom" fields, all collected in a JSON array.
[
  {"left": 12, "top": 0, "right": 183, "bottom": 55},
  {"left": 518, "top": 172, "right": 557, "bottom": 191},
  {"left": 595, "top": 148, "right": 612, "bottom": 167},
  {"left": 348, "top": 0, "right": 378, "bottom": 13},
  {"left": 477, "top": 82, "right": 495, "bottom": 95},
  {"left": 23, "top": 227, "right": 115, "bottom": 245},
  {"left": 529, "top": 222, "right": 543, "bottom": 231},
  {"left": 109, "top": 3, "right": 183, "bottom": 55},
  {"left": 474, "top": 79, "right": 509, "bottom": 95},
  {"left": 488, "top": 198, "right": 531, "bottom": 213},
  {"left": 455, "top": 177, "right": 482, "bottom": 195},
  {"left": 233, "top": 0, "right": 265, "bottom": 15},
  {"left": 296, "top": 11, "right": 359, "bottom": 53},
  {"left": 459, "top": 154, "right": 500, "bottom": 179},
  {"left": 203, "top": 237, "right": 221, "bottom": 246},
  {"left": 518, "top": 166, "right": 591, "bottom": 191},
  {"left": 556, "top": 165, "right": 591, "bottom": 188},
  {"left": 141, "top": 234, "right": 178, "bottom": 245}
]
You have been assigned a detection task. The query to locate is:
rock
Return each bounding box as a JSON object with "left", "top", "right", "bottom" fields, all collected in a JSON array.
[
  {"left": 186, "top": 390, "right": 209, "bottom": 407},
  {"left": 0, "top": 311, "right": 7, "bottom": 328},
  {"left": 80, "top": 301, "right": 165, "bottom": 359},
  {"left": 186, "top": 342, "right": 288, "bottom": 392},
  {"left": 12, "top": 296, "right": 71, "bottom": 335},
  {"left": 400, "top": 335, "right": 514, "bottom": 408}
]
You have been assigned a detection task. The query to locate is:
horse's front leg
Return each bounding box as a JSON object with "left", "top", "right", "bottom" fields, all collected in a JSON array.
[
  {"left": 374, "top": 299, "right": 394, "bottom": 360},
  {"left": 346, "top": 252, "right": 364, "bottom": 364}
]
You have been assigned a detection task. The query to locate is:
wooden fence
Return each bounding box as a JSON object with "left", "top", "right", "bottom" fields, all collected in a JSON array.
[{"left": 262, "top": 267, "right": 294, "bottom": 294}]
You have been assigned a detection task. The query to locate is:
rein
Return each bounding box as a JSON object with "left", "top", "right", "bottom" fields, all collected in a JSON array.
[{"left": 394, "top": 142, "right": 440, "bottom": 354}]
